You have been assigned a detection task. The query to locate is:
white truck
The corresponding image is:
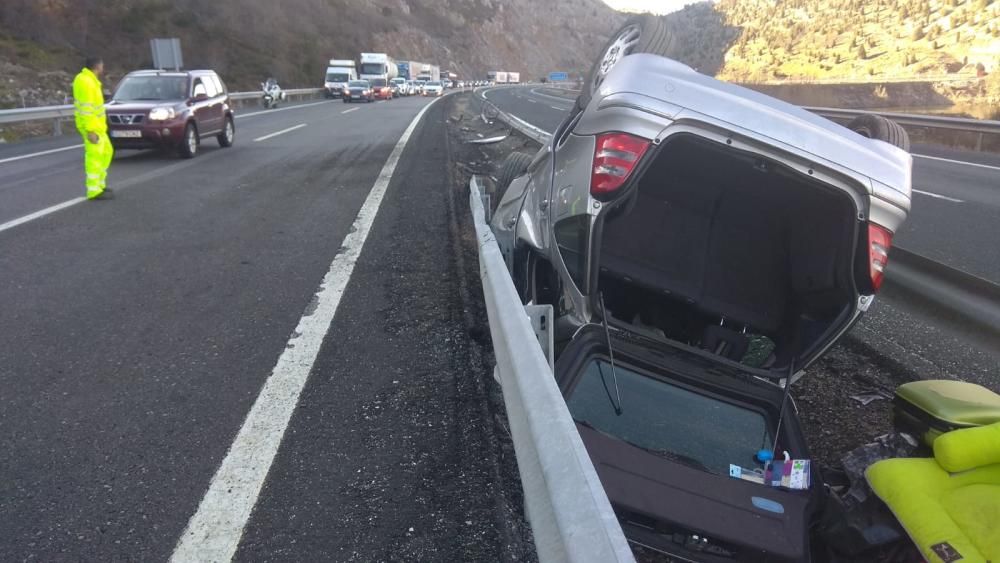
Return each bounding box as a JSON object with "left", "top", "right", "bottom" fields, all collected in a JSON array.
[
  {"left": 507, "top": 71, "right": 521, "bottom": 84},
  {"left": 495, "top": 71, "right": 509, "bottom": 84},
  {"left": 359, "top": 53, "right": 399, "bottom": 84},
  {"left": 415, "top": 63, "right": 440, "bottom": 82},
  {"left": 324, "top": 59, "right": 357, "bottom": 98}
]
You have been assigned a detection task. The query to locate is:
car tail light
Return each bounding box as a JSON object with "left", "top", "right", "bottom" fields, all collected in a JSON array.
[
  {"left": 868, "top": 223, "right": 893, "bottom": 291},
  {"left": 591, "top": 132, "right": 651, "bottom": 197}
]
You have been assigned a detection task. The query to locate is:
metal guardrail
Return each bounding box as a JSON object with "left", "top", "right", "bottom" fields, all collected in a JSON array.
[
  {"left": 884, "top": 248, "right": 1000, "bottom": 340},
  {"left": 486, "top": 84, "right": 1000, "bottom": 151},
  {"left": 469, "top": 175, "right": 635, "bottom": 563},
  {"left": 0, "top": 88, "right": 326, "bottom": 136}
]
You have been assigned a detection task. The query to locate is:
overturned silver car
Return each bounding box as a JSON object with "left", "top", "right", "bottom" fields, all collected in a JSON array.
[{"left": 488, "top": 23, "right": 912, "bottom": 561}]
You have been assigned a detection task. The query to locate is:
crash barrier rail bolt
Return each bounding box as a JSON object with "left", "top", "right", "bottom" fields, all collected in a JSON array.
[{"left": 469, "top": 175, "right": 635, "bottom": 563}]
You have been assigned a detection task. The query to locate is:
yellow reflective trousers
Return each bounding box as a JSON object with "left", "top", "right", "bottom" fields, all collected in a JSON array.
[{"left": 72, "top": 68, "right": 113, "bottom": 199}]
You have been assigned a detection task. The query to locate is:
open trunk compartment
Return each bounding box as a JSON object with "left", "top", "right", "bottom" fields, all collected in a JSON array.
[
  {"left": 555, "top": 326, "right": 820, "bottom": 561},
  {"left": 595, "top": 134, "right": 860, "bottom": 373}
]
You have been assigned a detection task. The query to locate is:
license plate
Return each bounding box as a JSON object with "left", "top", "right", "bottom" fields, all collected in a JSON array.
[{"left": 110, "top": 130, "right": 142, "bottom": 138}]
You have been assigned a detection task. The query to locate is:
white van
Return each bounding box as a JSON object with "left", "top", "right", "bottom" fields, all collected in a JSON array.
[{"left": 325, "top": 59, "right": 357, "bottom": 98}]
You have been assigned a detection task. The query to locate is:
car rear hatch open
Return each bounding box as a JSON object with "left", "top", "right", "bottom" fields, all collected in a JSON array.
[
  {"left": 591, "top": 132, "right": 862, "bottom": 378},
  {"left": 555, "top": 325, "right": 819, "bottom": 561}
]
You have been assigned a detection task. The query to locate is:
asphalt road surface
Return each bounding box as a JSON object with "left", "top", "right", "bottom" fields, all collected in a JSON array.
[
  {"left": 482, "top": 86, "right": 1000, "bottom": 284},
  {"left": 0, "top": 95, "right": 532, "bottom": 561}
]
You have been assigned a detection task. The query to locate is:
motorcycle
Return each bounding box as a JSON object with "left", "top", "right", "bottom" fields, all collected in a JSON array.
[{"left": 261, "top": 79, "right": 286, "bottom": 109}]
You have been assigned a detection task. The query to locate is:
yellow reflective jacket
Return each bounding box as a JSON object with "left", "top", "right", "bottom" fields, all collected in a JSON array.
[{"left": 73, "top": 68, "right": 107, "bottom": 135}]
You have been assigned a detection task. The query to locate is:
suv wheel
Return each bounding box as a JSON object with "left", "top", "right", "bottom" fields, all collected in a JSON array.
[
  {"left": 217, "top": 115, "right": 235, "bottom": 148},
  {"left": 578, "top": 15, "right": 676, "bottom": 110},
  {"left": 179, "top": 122, "right": 198, "bottom": 158},
  {"left": 845, "top": 114, "right": 911, "bottom": 151}
]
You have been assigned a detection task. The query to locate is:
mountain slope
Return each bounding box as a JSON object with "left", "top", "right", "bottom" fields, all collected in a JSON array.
[
  {"left": 0, "top": 0, "right": 622, "bottom": 96},
  {"left": 657, "top": 0, "right": 1000, "bottom": 85}
]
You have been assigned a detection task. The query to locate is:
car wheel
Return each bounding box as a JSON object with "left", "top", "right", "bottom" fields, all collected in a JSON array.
[
  {"left": 845, "top": 114, "right": 911, "bottom": 151},
  {"left": 217, "top": 115, "right": 235, "bottom": 148},
  {"left": 494, "top": 151, "right": 533, "bottom": 212},
  {"left": 578, "top": 15, "right": 676, "bottom": 111},
  {"left": 179, "top": 122, "right": 198, "bottom": 158}
]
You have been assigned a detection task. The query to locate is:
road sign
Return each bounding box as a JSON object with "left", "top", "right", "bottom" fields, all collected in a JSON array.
[
  {"left": 548, "top": 72, "right": 569, "bottom": 82},
  {"left": 150, "top": 38, "right": 183, "bottom": 71}
]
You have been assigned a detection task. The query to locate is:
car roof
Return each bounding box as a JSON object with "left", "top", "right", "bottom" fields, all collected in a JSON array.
[
  {"left": 125, "top": 69, "right": 215, "bottom": 77},
  {"left": 594, "top": 55, "right": 911, "bottom": 196}
]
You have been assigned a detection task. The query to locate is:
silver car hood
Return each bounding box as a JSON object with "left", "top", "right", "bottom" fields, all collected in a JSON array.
[{"left": 585, "top": 54, "right": 911, "bottom": 199}]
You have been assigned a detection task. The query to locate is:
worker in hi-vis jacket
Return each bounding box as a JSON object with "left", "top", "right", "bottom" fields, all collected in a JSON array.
[{"left": 72, "top": 56, "right": 114, "bottom": 200}]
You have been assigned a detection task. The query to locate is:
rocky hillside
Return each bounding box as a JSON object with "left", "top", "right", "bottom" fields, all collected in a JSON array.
[
  {"left": 0, "top": 0, "right": 622, "bottom": 106},
  {"left": 658, "top": 0, "right": 1000, "bottom": 85}
]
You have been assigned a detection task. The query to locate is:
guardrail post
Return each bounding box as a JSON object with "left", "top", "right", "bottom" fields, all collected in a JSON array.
[
  {"left": 53, "top": 118, "right": 62, "bottom": 137},
  {"left": 975, "top": 132, "right": 983, "bottom": 152}
]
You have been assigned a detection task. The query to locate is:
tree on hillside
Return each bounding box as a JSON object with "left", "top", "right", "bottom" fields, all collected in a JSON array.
[
  {"left": 911, "top": 26, "right": 924, "bottom": 40},
  {"left": 857, "top": 44, "right": 867, "bottom": 59}
]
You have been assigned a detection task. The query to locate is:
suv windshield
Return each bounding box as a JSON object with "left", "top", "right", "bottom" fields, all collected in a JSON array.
[
  {"left": 113, "top": 75, "right": 188, "bottom": 101},
  {"left": 566, "top": 358, "right": 772, "bottom": 475},
  {"left": 326, "top": 72, "right": 350, "bottom": 82},
  {"left": 370, "top": 78, "right": 387, "bottom": 87},
  {"left": 427, "top": 81, "right": 442, "bottom": 86},
  {"left": 348, "top": 81, "right": 369, "bottom": 88}
]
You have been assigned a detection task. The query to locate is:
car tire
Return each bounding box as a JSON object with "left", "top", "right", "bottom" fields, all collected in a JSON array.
[
  {"left": 494, "top": 151, "right": 533, "bottom": 212},
  {"left": 845, "top": 114, "right": 911, "bottom": 151},
  {"left": 578, "top": 14, "right": 676, "bottom": 111},
  {"left": 217, "top": 115, "right": 235, "bottom": 148},
  {"left": 179, "top": 122, "right": 198, "bottom": 158}
]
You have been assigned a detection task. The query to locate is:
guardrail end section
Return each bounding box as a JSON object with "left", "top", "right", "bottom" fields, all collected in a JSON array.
[{"left": 468, "top": 174, "right": 635, "bottom": 563}]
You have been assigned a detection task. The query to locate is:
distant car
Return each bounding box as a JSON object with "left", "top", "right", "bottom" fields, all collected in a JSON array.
[
  {"left": 105, "top": 69, "right": 234, "bottom": 159},
  {"left": 422, "top": 81, "right": 444, "bottom": 96},
  {"left": 405, "top": 80, "right": 418, "bottom": 96},
  {"left": 414, "top": 79, "right": 427, "bottom": 95},
  {"left": 390, "top": 77, "right": 408, "bottom": 97},
  {"left": 343, "top": 79, "right": 374, "bottom": 103},
  {"left": 369, "top": 78, "right": 393, "bottom": 100},
  {"left": 443, "top": 79, "right": 453, "bottom": 88}
]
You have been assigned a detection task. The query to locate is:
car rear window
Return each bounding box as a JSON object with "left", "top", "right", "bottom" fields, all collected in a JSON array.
[
  {"left": 566, "top": 358, "right": 772, "bottom": 475},
  {"left": 113, "top": 75, "right": 188, "bottom": 101}
]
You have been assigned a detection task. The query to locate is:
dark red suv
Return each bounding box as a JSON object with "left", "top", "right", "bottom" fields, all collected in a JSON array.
[{"left": 106, "top": 69, "right": 235, "bottom": 158}]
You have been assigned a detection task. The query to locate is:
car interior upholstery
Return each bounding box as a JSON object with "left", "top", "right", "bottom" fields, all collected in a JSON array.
[{"left": 597, "top": 134, "right": 858, "bottom": 370}]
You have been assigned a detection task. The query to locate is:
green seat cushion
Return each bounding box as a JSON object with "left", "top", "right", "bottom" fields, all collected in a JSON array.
[
  {"left": 896, "top": 380, "right": 1000, "bottom": 427},
  {"left": 935, "top": 422, "right": 1000, "bottom": 473},
  {"left": 867, "top": 424, "right": 1000, "bottom": 563}
]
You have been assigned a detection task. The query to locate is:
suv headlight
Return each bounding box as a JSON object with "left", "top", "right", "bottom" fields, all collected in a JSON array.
[{"left": 149, "top": 107, "right": 176, "bottom": 121}]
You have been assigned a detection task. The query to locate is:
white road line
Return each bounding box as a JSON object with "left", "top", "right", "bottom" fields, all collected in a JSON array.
[
  {"left": 341, "top": 107, "right": 360, "bottom": 114},
  {"left": 235, "top": 100, "right": 333, "bottom": 120},
  {"left": 170, "top": 97, "right": 443, "bottom": 563},
  {"left": 0, "top": 197, "right": 86, "bottom": 234},
  {"left": 527, "top": 98, "right": 537, "bottom": 103},
  {"left": 0, "top": 144, "right": 84, "bottom": 165},
  {"left": 913, "top": 153, "right": 1000, "bottom": 172},
  {"left": 252, "top": 123, "right": 307, "bottom": 142},
  {"left": 913, "top": 189, "right": 964, "bottom": 203},
  {"left": 550, "top": 105, "right": 567, "bottom": 111}
]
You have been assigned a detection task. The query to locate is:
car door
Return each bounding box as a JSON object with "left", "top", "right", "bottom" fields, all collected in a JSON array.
[
  {"left": 191, "top": 78, "right": 214, "bottom": 136},
  {"left": 201, "top": 75, "right": 224, "bottom": 134}
]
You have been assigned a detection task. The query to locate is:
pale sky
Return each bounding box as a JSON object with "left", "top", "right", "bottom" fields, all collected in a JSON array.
[{"left": 602, "top": 0, "right": 692, "bottom": 14}]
